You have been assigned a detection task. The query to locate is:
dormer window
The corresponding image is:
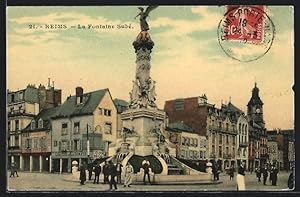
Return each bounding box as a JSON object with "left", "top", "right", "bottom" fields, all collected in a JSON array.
[
  {"left": 38, "top": 119, "right": 43, "bottom": 128},
  {"left": 31, "top": 120, "right": 36, "bottom": 130}
]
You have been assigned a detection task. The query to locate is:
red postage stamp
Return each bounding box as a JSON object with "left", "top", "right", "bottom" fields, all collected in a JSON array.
[{"left": 223, "top": 5, "right": 266, "bottom": 43}]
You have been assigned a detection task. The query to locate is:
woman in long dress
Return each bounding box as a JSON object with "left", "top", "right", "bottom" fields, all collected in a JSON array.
[{"left": 124, "top": 162, "right": 134, "bottom": 187}]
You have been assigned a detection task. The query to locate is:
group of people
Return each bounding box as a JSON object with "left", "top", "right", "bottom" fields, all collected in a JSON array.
[
  {"left": 255, "top": 164, "right": 279, "bottom": 186},
  {"left": 9, "top": 162, "right": 19, "bottom": 178},
  {"left": 79, "top": 160, "right": 134, "bottom": 191}
]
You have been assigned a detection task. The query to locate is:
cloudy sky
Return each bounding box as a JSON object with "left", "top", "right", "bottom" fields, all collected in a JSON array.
[{"left": 7, "top": 6, "right": 294, "bottom": 130}]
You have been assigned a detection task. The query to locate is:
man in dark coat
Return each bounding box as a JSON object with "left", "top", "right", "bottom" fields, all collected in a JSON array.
[
  {"left": 103, "top": 161, "right": 109, "bottom": 184},
  {"left": 108, "top": 161, "right": 118, "bottom": 190},
  {"left": 93, "top": 163, "right": 101, "bottom": 184},
  {"left": 79, "top": 163, "right": 87, "bottom": 185},
  {"left": 142, "top": 160, "right": 151, "bottom": 185},
  {"left": 87, "top": 162, "right": 93, "bottom": 181},
  {"left": 255, "top": 167, "right": 261, "bottom": 182},
  {"left": 116, "top": 161, "right": 123, "bottom": 184},
  {"left": 272, "top": 166, "right": 279, "bottom": 186},
  {"left": 262, "top": 166, "right": 268, "bottom": 185},
  {"left": 229, "top": 165, "right": 234, "bottom": 180},
  {"left": 288, "top": 170, "right": 294, "bottom": 189}
]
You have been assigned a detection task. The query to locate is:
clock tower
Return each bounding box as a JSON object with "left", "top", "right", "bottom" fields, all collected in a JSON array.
[{"left": 247, "top": 82, "right": 264, "bottom": 126}]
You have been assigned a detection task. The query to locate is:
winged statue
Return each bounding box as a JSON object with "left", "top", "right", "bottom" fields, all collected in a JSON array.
[{"left": 134, "top": 6, "right": 158, "bottom": 31}]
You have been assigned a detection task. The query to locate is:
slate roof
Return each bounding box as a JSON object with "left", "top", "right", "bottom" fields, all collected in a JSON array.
[
  {"left": 23, "top": 106, "right": 60, "bottom": 132},
  {"left": 52, "top": 89, "right": 108, "bottom": 119},
  {"left": 167, "top": 122, "right": 195, "bottom": 133},
  {"left": 113, "top": 98, "right": 129, "bottom": 113}
]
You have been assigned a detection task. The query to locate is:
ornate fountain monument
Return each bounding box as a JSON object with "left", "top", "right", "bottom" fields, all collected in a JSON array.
[{"left": 108, "top": 6, "right": 213, "bottom": 184}]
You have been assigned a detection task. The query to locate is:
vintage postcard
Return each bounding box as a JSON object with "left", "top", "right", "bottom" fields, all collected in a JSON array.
[{"left": 6, "top": 5, "right": 295, "bottom": 192}]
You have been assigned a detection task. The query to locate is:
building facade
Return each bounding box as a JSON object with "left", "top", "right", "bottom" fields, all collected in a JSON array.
[
  {"left": 247, "top": 83, "right": 267, "bottom": 171},
  {"left": 21, "top": 107, "right": 59, "bottom": 172},
  {"left": 166, "top": 122, "right": 208, "bottom": 171},
  {"left": 51, "top": 87, "right": 117, "bottom": 173},
  {"left": 7, "top": 82, "right": 61, "bottom": 170},
  {"left": 164, "top": 95, "right": 246, "bottom": 171}
]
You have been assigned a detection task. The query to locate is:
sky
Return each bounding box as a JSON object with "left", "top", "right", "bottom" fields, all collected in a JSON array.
[{"left": 7, "top": 6, "right": 294, "bottom": 130}]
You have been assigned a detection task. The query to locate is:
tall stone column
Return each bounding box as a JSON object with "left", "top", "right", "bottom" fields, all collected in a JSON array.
[
  {"left": 20, "top": 155, "right": 24, "bottom": 170},
  {"left": 29, "top": 155, "right": 33, "bottom": 172},
  {"left": 129, "top": 31, "right": 157, "bottom": 109},
  {"left": 49, "top": 156, "right": 52, "bottom": 173},
  {"left": 59, "top": 158, "right": 62, "bottom": 174},
  {"left": 39, "top": 155, "right": 42, "bottom": 172}
]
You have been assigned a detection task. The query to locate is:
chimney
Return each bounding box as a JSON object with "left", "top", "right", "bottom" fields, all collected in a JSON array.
[{"left": 76, "top": 87, "right": 83, "bottom": 104}]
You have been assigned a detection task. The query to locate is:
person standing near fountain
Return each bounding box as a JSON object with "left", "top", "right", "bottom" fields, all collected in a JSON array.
[
  {"left": 103, "top": 161, "right": 109, "bottom": 184},
  {"left": 124, "top": 162, "right": 134, "bottom": 187},
  {"left": 108, "top": 161, "right": 118, "bottom": 191},
  {"left": 116, "top": 161, "right": 123, "bottom": 184},
  {"left": 142, "top": 160, "right": 151, "bottom": 185}
]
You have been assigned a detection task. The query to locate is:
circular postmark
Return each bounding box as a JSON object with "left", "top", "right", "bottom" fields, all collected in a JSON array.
[{"left": 217, "top": 6, "right": 275, "bottom": 62}]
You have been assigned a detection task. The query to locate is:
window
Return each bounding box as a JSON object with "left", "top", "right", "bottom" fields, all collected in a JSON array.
[
  {"left": 15, "top": 135, "right": 19, "bottom": 146},
  {"left": 54, "top": 140, "right": 57, "bottom": 147},
  {"left": 226, "top": 135, "right": 229, "bottom": 144},
  {"left": 226, "top": 147, "right": 229, "bottom": 155},
  {"left": 15, "top": 120, "right": 19, "bottom": 130},
  {"left": 31, "top": 120, "right": 36, "bottom": 130},
  {"left": 219, "top": 146, "right": 222, "bottom": 157},
  {"left": 19, "top": 92, "right": 24, "bottom": 100},
  {"left": 182, "top": 137, "right": 185, "bottom": 145},
  {"left": 61, "top": 123, "right": 68, "bottom": 135},
  {"left": 212, "top": 145, "right": 215, "bottom": 154},
  {"left": 195, "top": 139, "right": 198, "bottom": 147},
  {"left": 11, "top": 94, "right": 15, "bottom": 102},
  {"left": 61, "top": 141, "right": 68, "bottom": 151},
  {"left": 239, "top": 123, "right": 241, "bottom": 132},
  {"left": 219, "top": 122, "right": 222, "bottom": 129},
  {"left": 232, "top": 136, "right": 235, "bottom": 145},
  {"left": 104, "top": 109, "right": 112, "bottom": 116},
  {"left": 33, "top": 138, "right": 38, "bottom": 148},
  {"left": 200, "top": 151, "right": 203, "bottom": 159},
  {"left": 203, "top": 151, "right": 206, "bottom": 159},
  {"left": 74, "top": 122, "right": 80, "bottom": 134},
  {"left": 98, "top": 107, "right": 103, "bottom": 115},
  {"left": 219, "top": 134, "right": 222, "bottom": 144},
  {"left": 105, "top": 123, "right": 112, "bottom": 134},
  {"left": 8, "top": 121, "right": 11, "bottom": 132},
  {"left": 74, "top": 139, "right": 80, "bottom": 151},
  {"left": 226, "top": 123, "right": 229, "bottom": 131},
  {"left": 38, "top": 119, "right": 43, "bottom": 128},
  {"left": 174, "top": 99, "right": 184, "bottom": 110},
  {"left": 27, "top": 139, "right": 32, "bottom": 149}
]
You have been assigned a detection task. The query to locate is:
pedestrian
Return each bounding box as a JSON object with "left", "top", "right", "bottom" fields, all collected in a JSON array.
[
  {"left": 103, "top": 161, "right": 109, "bottom": 184},
  {"left": 9, "top": 162, "right": 17, "bottom": 178},
  {"left": 124, "top": 162, "right": 134, "bottom": 187},
  {"left": 272, "top": 166, "right": 279, "bottom": 186},
  {"left": 262, "top": 165, "right": 268, "bottom": 185},
  {"left": 212, "top": 163, "right": 218, "bottom": 181},
  {"left": 93, "top": 162, "right": 101, "bottom": 184},
  {"left": 255, "top": 167, "right": 261, "bottom": 182},
  {"left": 13, "top": 162, "right": 19, "bottom": 177},
  {"left": 142, "top": 160, "right": 151, "bottom": 185},
  {"left": 108, "top": 160, "right": 117, "bottom": 191},
  {"left": 116, "top": 161, "right": 123, "bottom": 184},
  {"left": 288, "top": 169, "right": 294, "bottom": 189},
  {"left": 87, "top": 162, "right": 93, "bottom": 181},
  {"left": 269, "top": 165, "right": 274, "bottom": 183},
  {"left": 79, "top": 163, "right": 87, "bottom": 185},
  {"left": 229, "top": 165, "right": 234, "bottom": 180},
  {"left": 236, "top": 163, "right": 246, "bottom": 191}
]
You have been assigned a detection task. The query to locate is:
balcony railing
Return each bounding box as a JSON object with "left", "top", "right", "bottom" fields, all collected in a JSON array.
[
  {"left": 224, "top": 154, "right": 232, "bottom": 159},
  {"left": 210, "top": 153, "right": 216, "bottom": 158}
]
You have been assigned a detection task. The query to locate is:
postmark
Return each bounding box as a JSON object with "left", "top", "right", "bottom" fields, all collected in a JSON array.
[{"left": 217, "top": 5, "right": 275, "bottom": 62}]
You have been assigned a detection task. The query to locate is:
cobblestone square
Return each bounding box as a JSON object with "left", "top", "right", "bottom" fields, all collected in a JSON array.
[{"left": 7, "top": 171, "right": 293, "bottom": 192}]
